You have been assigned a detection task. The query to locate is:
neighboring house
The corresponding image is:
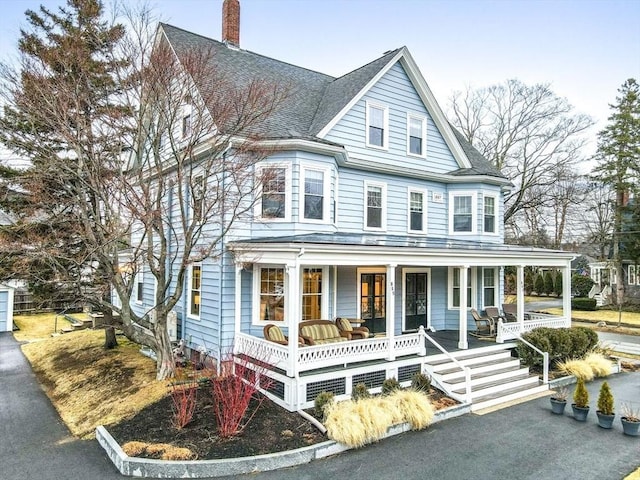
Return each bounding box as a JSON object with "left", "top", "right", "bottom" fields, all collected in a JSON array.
[
  {"left": 129, "top": 1, "right": 574, "bottom": 410},
  {"left": 589, "top": 260, "right": 640, "bottom": 305},
  {"left": 0, "top": 284, "right": 15, "bottom": 332}
]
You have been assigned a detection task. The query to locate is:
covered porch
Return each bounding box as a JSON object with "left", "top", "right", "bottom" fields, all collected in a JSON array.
[{"left": 229, "top": 234, "right": 573, "bottom": 410}]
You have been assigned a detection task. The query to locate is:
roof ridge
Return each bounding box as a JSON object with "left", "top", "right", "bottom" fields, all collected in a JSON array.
[{"left": 160, "top": 22, "right": 335, "bottom": 80}]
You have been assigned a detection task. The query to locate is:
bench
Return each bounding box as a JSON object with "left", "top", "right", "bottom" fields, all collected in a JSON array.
[{"left": 299, "top": 320, "right": 350, "bottom": 345}]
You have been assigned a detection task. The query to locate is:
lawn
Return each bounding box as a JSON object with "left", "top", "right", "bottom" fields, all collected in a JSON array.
[
  {"left": 542, "top": 307, "right": 640, "bottom": 327},
  {"left": 14, "top": 313, "right": 167, "bottom": 438}
]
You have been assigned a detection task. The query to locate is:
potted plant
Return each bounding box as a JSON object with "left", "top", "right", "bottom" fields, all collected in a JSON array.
[
  {"left": 596, "top": 381, "right": 615, "bottom": 429},
  {"left": 571, "top": 378, "right": 589, "bottom": 421},
  {"left": 550, "top": 387, "right": 568, "bottom": 415},
  {"left": 620, "top": 403, "right": 640, "bottom": 437}
]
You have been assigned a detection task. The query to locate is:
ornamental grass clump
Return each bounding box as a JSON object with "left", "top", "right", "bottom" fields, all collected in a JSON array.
[
  {"left": 314, "top": 391, "right": 335, "bottom": 421},
  {"left": 584, "top": 352, "right": 612, "bottom": 378},
  {"left": 573, "top": 378, "right": 589, "bottom": 408},
  {"left": 381, "top": 377, "right": 402, "bottom": 395},
  {"left": 410, "top": 372, "right": 431, "bottom": 393},
  {"left": 597, "top": 382, "right": 614, "bottom": 416},
  {"left": 557, "top": 359, "right": 594, "bottom": 381},
  {"left": 352, "top": 382, "right": 371, "bottom": 401},
  {"left": 390, "top": 390, "right": 434, "bottom": 430}
]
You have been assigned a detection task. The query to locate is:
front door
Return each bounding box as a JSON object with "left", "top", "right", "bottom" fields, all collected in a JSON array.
[
  {"left": 405, "top": 271, "right": 429, "bottom": 331},
  {"left": 360, "top": 273, "right": 386, "bottom": 335}
]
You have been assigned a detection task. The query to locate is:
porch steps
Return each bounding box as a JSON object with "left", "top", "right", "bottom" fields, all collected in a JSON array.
[{"left": 424, "top": 343, "right": 548, "bottom": 412}]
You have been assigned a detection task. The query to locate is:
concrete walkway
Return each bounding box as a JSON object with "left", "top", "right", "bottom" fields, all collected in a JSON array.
[{"left": 2, "top": 331, "right": 639, "bottom": 480}]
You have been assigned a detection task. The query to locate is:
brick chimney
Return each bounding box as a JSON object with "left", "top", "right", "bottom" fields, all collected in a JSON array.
[{"left": 222, "top": 0, "right": 240, "bottom": 46}]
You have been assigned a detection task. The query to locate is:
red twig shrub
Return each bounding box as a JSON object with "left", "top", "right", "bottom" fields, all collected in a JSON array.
[
  {"left": 169, "top": 369, "right": 198, "bottom": 429},
  {"left": 211, "top": 350, "right": 273, "bottom": 438}
]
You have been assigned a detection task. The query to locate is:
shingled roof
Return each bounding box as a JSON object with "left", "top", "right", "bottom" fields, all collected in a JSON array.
[{"left": 160, "top": 23, "right": 505, "bottom": 180}]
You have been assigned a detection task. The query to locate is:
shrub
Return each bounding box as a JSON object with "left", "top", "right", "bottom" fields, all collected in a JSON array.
[
  {"left": 524, "top": 270, "right": 534, "bottom": 296},
  {"left": 352, "top": 382, "right": 371, "bottom": 401},
  {"left": 534, "top": 274, "right": 545, "bottom": 296},
  {"left": 557, "top": 359, "right": 594, "bottom": 381},
  {"left": 572, "top": 274, "right": 595, "bottom": 297},
  {"left": 314, "top": 391, "right": 335, "bottom": 420},
  {"left": 572, "top": 326, "right": 599, "bottom": 353},
  {"left": 381, "top": 377, "right": 402, "bottom": 395},
  {"left": 584, "top": 352, "right": 612, "bottom": 377},
  {"left": 410, "top": 372, "right": 431, "bottom": 393},
  {"left": 572, "top": 297, "right": 597, "bottom": 311},
  {"left": 543, "top": 271, "right": 555, "bottom": 296},
  {"left": 517, "top": 327, "right": 599, "bottom": 369},
  {"left": 597, "top": 381, "right": 614, "bottom": 415},
  {"left": 573, "top": 378, "right": 589, "bottom": 408}
]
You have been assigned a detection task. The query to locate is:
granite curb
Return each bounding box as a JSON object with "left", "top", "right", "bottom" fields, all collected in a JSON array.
[{"left": 96, "top": 402, "right": 472, "bottom": 478}]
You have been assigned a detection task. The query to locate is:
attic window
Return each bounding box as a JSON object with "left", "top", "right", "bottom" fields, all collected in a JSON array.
[
  {"left": 366, "top": 102, "right": 388, "bottom": 149},
  {"left": 182, "top": 114, "right": 192, "bottom": 138},
  {"left": 407, "top": 114, "right": 426, "bottom": 157}
]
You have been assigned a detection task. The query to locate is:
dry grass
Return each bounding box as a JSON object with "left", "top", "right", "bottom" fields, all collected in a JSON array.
[
  {"left": 13, "top": 313, "right": 60, "bottom": 341},
  {"left": 583, "top": 352, "right": 613, "bottom": 377},
  {"left": 624, "top": 468, "right": 640, "bottom": 480},
  {"left": 556, "top": 359, "right": 594, "bottom": 381},
  {"left": 123, "top": 442, "right": 196, "bottom": 460},
  {"left": 324, "top": 390, "right": 433, "bottom": 448},
  {"left": 543, "top": 307, "right": 640, "bottom": 326},
  {"left": 20, "top": 328, "right": 167, "bottom": 438},
  {"left": 122, "top": 441, "right": 149, "bottom": 456}
]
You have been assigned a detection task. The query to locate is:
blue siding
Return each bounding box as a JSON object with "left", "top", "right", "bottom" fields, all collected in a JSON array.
[{"left": 324, "top": 62, "right": 460, "bottom": 174}]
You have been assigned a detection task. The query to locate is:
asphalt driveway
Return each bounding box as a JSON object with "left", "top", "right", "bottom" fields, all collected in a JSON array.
[{"left": 2, "top": 331, "right": 639, "bottom": 480}]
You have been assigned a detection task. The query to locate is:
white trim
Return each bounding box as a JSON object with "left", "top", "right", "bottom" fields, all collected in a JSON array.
[
  {"left": 252, "top": 265, "right": 288, "bottom": 327},
  {"left": 448, "top": 266, "right": 477, "bottom": 310},
  {"left": 299, "top": 163, "right": 331, "bottom": 224},
  {"left": 365, "top": 101, "right": 389, "bottom": 150},
  {"left": 407, "top": 187, "right": 428, "bottom": 234},
  {"left": 482, "top": 193, "right": 499, "bottom": 236},
  {"left": 401, "top": 268, "right": 431, "bottom": 331},
  {"left": 448, "top": 191, "right": 478, "bottom": 235},
  {"left": 629, "top": 265, "right": 637, "bottom": 286},
  {"left": 481, "top": 267, "right": 498, "bottom": 309},
  {"left": 406, "top": 113, "right": 427, "bottom": 158},
  {"left": 300, "top": 266, "right": 329, "bottom": 320},
  {"left": 255, "top": 162, "right": 292, "bottom": 222},
  {"left": 364, "top": 180, "right": 387, "bottom": 231},
  {"left": 187, "top": 263, "right": 202, "bottom": 320}
]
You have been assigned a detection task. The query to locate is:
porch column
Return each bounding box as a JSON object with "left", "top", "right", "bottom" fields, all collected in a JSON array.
[
  {"left": 386, "top": 264, "right": 396, "bottom": 361},
  {"left": 234, "top": 263, "right": 242, "bottom": 336},
  {"left": 517, "top": 265, "right": 525, "bottom": 334},
  {"left": 562, "top": 262, "right": 572, "bottom": 327},
  {"left": 458, "top": 266, "right": 469, "bottom": 350},
  {"left": 286, "top": 263, "right": 300, "bottom": 377}
]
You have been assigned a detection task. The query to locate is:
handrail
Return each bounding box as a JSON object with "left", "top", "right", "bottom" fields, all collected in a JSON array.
[
  {"left": 418, "top": 326, "right": 472, "bottom": 404},
  {"left": 514, "top": 334, "right": 549, "bottom": 385}
]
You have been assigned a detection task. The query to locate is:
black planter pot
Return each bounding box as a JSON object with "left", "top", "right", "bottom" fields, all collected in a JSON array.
[
  {"left": 572, "top": 404, "right": 589, "bottom": 422},
  {"left": 621, "top": 417, "right": 640, "bottom": 436},
  {"left": 596, "top": 411, "right": 615, "bottom": 429},
  {"left": 550, "top": 398, "right": 567, "bottom": 415}
]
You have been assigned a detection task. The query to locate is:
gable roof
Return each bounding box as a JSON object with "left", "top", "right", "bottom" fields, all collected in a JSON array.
[{"left": 160, "top": 23, "right": 505, "bottom": 180}]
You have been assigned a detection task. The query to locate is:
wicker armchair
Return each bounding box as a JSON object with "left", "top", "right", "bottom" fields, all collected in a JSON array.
[
  {"left": 263, "top": 324, "right": 304, "bottom": 346},
  {"left": 335, "top": 317, "right": 370, "bottom": 340},
  {"left": 470, "top": 308, "right": 495, "bottom": 337}
]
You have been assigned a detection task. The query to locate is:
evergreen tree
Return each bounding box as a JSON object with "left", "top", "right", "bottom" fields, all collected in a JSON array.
[
  {"left": 591, "top": 79, "right": 640, "bottom": 304},
  {"left": 543, "top": 271, "right": 554, "bottom": 296},
  {"left": 534, "top": 274, "right": 545, "bottom": 296},
  {"left": 554, "top": 271, "right": 563, "bottom": 297}
]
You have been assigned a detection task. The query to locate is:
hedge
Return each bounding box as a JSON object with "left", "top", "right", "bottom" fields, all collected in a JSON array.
[
  {"left": 572, "top": 297, "right": 597, "bottom": 311},
  {"left": 516, "top": 327, "right": 599, "bottom": 369}
]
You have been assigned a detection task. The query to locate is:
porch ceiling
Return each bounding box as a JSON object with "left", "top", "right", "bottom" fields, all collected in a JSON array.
[{"left": 228, "top": 233, "right": 575, "bottom": 267}]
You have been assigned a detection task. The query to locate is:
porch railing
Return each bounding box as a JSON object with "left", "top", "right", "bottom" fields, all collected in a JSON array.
[
  {"left": 234, "top": 331, "right": 425, "bottom": 374},
  {"left": 512, "top": 334, "right": 549, "bottom": 385},
  {"left": 496, "top": 313, "right": 569, "bottom": 343}
]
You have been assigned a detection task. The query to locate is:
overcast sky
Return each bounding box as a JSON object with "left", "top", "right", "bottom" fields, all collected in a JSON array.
[{"left": 1, "top": 0, "right": 639, "bottom": 162}]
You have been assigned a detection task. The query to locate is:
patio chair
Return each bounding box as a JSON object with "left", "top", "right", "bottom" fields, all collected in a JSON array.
[
  {"left": 263, "top": 324, "right": 304, "bottom": 346},
  {"left": 484, "top": 306, "right": 504, "bottom": 324},
  {"left": 470, "top": 308, "right": 495, "bottom": 337},
  {"left": 502, "top": 303, "right": 517, "bottom": 322},
  {"left": 335, "top": 317, "right": 370, "bottom": 340}
]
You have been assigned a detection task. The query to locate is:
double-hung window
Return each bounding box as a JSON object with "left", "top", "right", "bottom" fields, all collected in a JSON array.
[
  {"left": 258, "top": 267, "right": 285, "bottom": 322},
  {"left": 483, "top": 268, "right": 497, "bottom": 307},
  {"left": 135, "top": 264, "right": 144, "bottom": 304},
  {"left": 260, "top": 166, "right": 288, "bottom": 220},
  {"left": 408, "top": 188, "right": 427, "bottom": 233},
  {"left": 449, "top": 267, "right": 475, "bottom": 309},
  {"left": 182, "top": 114, "right": 191, "bottom": 138},
  {"left": 189, "top": 264, "right": 202, "bottom": 318},
  {"left": 302, "top": 168, "right": 326, "bottom": 221},
  {"left": 407, "top": 114, "right": 426, "bottom": 157},
  {"left": 366, "top": 102, "right": 388, "bottom": 149},
  {"left": 302, "top": 267, "right": 324, "bottom": 321},
  {"left": 630, "top": 265, "right": 637, "bottom": 286},
  {"left": 450, "top": 192, "right": 476, "bottom": 234},
  {"left": 483, "top": 194, "right": 497, "bottom": 234},
  {"left": 365, "top": 181, "right": 386, "bottom": 230}
]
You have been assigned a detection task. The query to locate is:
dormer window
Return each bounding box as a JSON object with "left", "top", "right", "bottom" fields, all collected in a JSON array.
[
  {"left": 366, "top": 102, "right": 388, "bottom": 149},
  {"left": 182, "top": 114, "right": 192, "bottom": 138}
]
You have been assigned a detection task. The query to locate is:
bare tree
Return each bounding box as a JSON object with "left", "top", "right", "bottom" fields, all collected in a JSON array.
[
  {"left": 449, "top": 79, "right": 594, "bottom": 238},
  {"left": 0, "top": 1, "right": 289, "bottom": 379},
  {"left": 580, "top": 181, "right": 614, "bottom": 260}
]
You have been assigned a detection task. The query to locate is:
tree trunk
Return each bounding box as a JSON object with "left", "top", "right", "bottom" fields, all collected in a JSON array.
[
  {"left": 154, "top": 318, "right": 175, "bottom": 380},
  {"left": 102, "top": 309, "right": 118, "bottom": 349}
]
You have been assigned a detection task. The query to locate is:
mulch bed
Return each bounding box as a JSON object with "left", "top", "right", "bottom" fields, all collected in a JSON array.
[{"left": 108, "top": 386, "right": 457, "bottom": 461}]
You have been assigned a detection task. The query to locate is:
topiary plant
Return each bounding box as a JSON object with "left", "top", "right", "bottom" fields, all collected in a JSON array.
[
  {"left": 573, "top": 378, "right": 589, "bottom": 408},
  {"left": 381, "top": 377, "right": 401, "bottom": 395},
  {"left": 597, "top": 381, "right": 614, "bottom": 415},
  {"left": 314, "top": 391, "right": 335, "bottom": 420},
  {"left": 410, "top": 372, "right": 431, "bottom": 393},
  {"left": 534, "top": 274, "right": 545, "bottom": 296},
  {"left": 352, "top": 382, "right": 371, "bottom": 401}
]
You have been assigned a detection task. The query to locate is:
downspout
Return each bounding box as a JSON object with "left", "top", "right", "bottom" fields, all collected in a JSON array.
[{"left": 217, "top": 145, "right": 232, "bottom": 373}]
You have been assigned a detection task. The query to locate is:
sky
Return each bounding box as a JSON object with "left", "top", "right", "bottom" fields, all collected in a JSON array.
[{"left": 0, "top": 0, "right": 639, "bottom": 163}]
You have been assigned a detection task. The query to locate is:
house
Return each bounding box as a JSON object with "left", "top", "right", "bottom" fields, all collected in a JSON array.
[
  {"left": 130, "top": 0, "right": 574, "bottom": 411},
  {"left": 589, "top": 260, "right": 640, "bottom": 305}
]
